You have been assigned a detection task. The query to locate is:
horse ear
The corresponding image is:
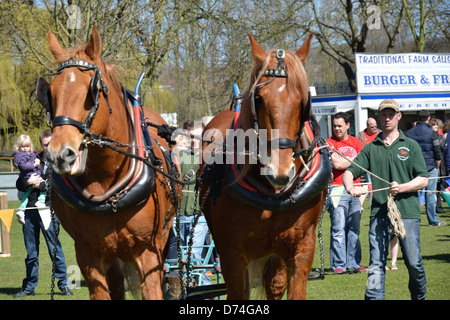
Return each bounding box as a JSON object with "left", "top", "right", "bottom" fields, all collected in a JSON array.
[
  {"left": 85, "top": 26, "right": 102, "bottom": 61},
  {"left": 48, "top": 31, "right": 65, "bottom": 60},
  {"left": 248, "top": 34, "right": 266, "bottom": 64},
  {"left": 296, "top": 34, "right": 314, "bottom": 65}
]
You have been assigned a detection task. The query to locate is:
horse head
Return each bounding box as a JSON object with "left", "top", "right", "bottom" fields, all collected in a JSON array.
[
  {"left": 240, "top": 34, "right": 313, "bottom": 189},
  {"left": 43, "top": 27, "right": 116, "bottom": 175}
]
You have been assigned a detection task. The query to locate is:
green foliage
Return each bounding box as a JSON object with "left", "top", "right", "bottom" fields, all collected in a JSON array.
[
  {"left": 306, "top": 202, "right": 450, "bottom": 300},
  {"left": 143, "top": 81, "right": 175, "bottom": 114},
  {"left": 0, "top": 1, "right": 448, "bottom": 149},
  {"left": 0, "top": 56, "right": 48, "bottom": 151},
  {"left": 0, "top": 58, "right": 27, "bottom": 150}
]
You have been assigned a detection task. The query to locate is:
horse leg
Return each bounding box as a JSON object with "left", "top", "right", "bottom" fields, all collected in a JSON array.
[
  {"left": 264, "top": 256, "right": 287, "bottom": 300},
  {"left": 75, "top": 243, "right": 111, "bottom": 300},
  {"left": 135, "top": 249, "right": 165, "bottom": 300},
  {"left": 221, "top": 253, "right": 250, "bottom": 300},
  {"left": 106, "top": 260, "right": 125, "bottom": 300},
  {"left": 285, "top": 227, "right": 317, "bottom": 300}
]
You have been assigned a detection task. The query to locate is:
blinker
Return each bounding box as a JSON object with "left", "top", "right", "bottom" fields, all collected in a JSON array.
[
  {"left": 35, "top": 77, "right": 50, "bottom": 110},
  {"left": 35, "top": 77, "right": 53, "bottom": 126}
]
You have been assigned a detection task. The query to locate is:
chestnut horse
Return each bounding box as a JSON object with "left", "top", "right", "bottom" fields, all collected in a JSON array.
[
  {"left": 38, "top": 27, "right": 178, "bottom": 299},
  {"left": 200, "top": 34, "right": 331, "bottom": 299}
]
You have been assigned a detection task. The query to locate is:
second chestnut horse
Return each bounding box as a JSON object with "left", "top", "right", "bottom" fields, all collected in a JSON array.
[{"left": 200, "top": 34, "right": 331, "bottom": 299}]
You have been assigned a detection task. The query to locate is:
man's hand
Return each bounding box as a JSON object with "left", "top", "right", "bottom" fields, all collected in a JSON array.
[
  {"left": 390, "top": 181, "right": 400, "bottom": 196},
  {"left": 348, "top": 186, "right": 364, "bottom": 197},
  {"left": 27, "top": 173, "right": 44, "bottom": 188}
]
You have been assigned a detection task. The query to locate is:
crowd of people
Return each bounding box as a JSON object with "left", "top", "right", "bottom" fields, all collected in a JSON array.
[
  {"left": 323, "top": 100, "right": 450, "bottom": 300},
  {"left": 7, "top": 101, "right": 448, "bottom": 300}
]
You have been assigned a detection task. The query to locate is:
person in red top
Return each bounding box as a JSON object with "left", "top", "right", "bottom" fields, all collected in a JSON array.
[
  {"left": 356, "top": 117, "right": 381, "bottom": 187},
  {"left": 357, "top": 117, "right": 381, "bottom": 146},
  {"left": 326, "top": 112, "right": 366, "bottom": 273}
]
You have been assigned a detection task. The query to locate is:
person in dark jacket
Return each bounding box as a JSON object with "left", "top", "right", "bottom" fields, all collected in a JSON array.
[
  {"left": 443, "top": 132, "right": 450, "bottom": 189},
  {"left": 407, "top": 110, "right": 446, "bottom": 226},
  {"left": 13, "top": 129, "right": 73, "bottom": 298}
]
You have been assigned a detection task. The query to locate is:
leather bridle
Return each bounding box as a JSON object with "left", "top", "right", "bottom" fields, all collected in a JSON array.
[
  {"left": 248, "top": 49, "right": 312, "bottom": 158},
  {"left": 35, "top": 59, "right": 111, "bottom": 139}
]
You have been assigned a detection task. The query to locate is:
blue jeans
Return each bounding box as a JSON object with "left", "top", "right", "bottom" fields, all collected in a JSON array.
[
  {"left": 168, "top": 215, "right": 211, "bottom": 285},
  {"left": 327, "top": 189, "right": 362, "bottom": 271},
  {"left": 365, "top": 216, "right": 426, "bottom": 300},
  {"left": 425, "top": 168, "right": 439, "bottom": 225},
  {"left": 22, "top": 209, "right": 69, "bottom": 291},
  {"left": 179, "top": 216, "right": 209, "bottom": 263}
]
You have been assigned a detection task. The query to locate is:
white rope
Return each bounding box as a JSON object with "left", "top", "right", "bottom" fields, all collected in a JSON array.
[
  {"left": 328, "top": 186, "right": 390, "bottom": 197},
  {"left": 387, "top": 194, "right": 406, "bottom": 239},
  {"left": 326, "top": 144, "right": 405, "bottom": 237},
  {"left": 13, "top": 206, "right": 49, "bottom": 211}
]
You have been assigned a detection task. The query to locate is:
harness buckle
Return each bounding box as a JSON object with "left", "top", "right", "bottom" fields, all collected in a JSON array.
[{"left": 276, "top": 49, "right": 285, "bottom": 59}]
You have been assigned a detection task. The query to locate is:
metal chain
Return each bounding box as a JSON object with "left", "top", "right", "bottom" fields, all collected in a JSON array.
[
  {"left": 178, "top": 180, "right": 200, "bottom": 299},
  {"left": 178, "top": 180, "right": 211, "bottom": 300},
  {"left": 317, "top": 170, "right": 333, "bottom": 279},
  {"left": 175, "top": 207, "right": 186, "bottom": 298},
  {"left": 316, "top": 187, "right": 329, "bottom": 279},
  {"left": 45, "top": 165, "right": 58, "bottom": 300}
]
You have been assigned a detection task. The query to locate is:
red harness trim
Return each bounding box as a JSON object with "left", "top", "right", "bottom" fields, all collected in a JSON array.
[
  {"left": 60, "top": 174, "right": 74, "bottom": 191},
  {"left": 230, "top": 112, "right": 258, "bottom": 193},
  {"left": 303, "top": 121, "right": 321, "bottom": 181},
  {"left": 127, "top": 104, "right": 146, "bottom": 186},
  {"left": 231, "top": 160, "right": 258, "bottom": 193}
]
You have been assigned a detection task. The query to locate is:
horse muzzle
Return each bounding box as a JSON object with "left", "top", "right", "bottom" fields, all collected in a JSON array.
[
  {"left": 262, "top": 162, "right": 296, "bottom": 188},
  {"left": 47, "top": 144, "right": 88, "bottom": 176}
]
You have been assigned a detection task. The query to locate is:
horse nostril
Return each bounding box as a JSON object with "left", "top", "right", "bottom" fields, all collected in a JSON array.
[
  {"left": 60, "top": 147, "right": 78, "bottom": 164},
  {"left": 55, "top": 146, "right": 78, "bottom": 172}
]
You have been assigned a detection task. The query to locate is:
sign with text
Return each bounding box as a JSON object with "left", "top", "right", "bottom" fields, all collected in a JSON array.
[
  {"left": 312, "top": 106, "right": 337, "bottom": 115},
  {"left": 355, "top": 53, "right": 450, "bottom": 93}
]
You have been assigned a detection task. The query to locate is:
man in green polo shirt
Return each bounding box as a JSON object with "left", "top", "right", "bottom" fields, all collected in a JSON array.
[{"left": 343, "top": 99, "right": 428, "bottom": 300}]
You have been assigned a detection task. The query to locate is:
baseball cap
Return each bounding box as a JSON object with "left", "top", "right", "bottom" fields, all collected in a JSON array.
[{"left": 378, "top": 99, "right": 400, "bottom": 112}]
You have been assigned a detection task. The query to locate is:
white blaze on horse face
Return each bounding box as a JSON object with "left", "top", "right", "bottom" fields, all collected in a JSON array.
[
  {"left": 277, "top": 84, "right": 285, "bottom": 93},
  {"left": 69, "top": 71, "right": 76, "bottom": 83}
]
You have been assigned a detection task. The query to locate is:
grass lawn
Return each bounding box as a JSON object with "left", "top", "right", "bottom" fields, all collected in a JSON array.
[
  {"left": 307, "top": 200, "right": 450, "bottom": 300},
  {"left": 0, "top": 198, "right": 449, "bottom": 300}
]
